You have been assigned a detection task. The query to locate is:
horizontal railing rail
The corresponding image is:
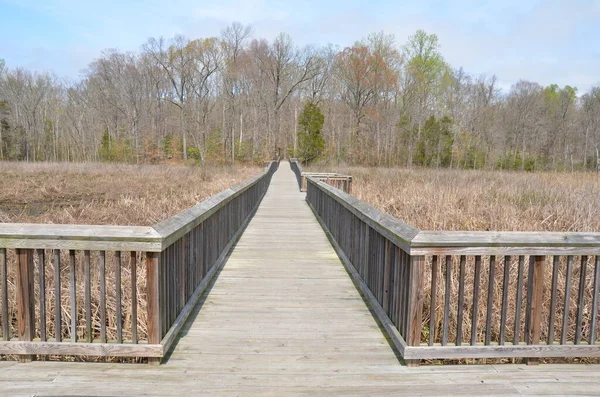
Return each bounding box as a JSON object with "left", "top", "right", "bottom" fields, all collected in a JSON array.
[
  {"left": 0, "top": 160, "right": 278, "bottom": 363},
  {"left": 306, "top": 176, "right": 600, "bottom": 365}
]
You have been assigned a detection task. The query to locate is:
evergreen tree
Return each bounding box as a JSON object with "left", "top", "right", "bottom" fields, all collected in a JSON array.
[{"left": 297, "top": 102, "right": 325, "bottom": 163}]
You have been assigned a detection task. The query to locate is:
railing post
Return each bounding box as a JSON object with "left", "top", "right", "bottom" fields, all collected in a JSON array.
[
  {"left": 406, "top": 254, "right": 425, "bottom": 367},
  {"left": 16, "top": 248, "right": 35, "bottom": 363},
  {"left": 525, "top": 255, "right": 545, "bottom": 365},
  {"left": 146, "top": 251, "right": 162, "bottom": 365}
]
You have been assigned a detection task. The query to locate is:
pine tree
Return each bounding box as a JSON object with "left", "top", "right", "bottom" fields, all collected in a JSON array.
[{"left": 297, "top": 102, "right": 325, "bottom": 163}]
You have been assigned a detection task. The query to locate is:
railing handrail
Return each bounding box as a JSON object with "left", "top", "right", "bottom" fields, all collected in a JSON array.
[
  {"left": 308, "top": 177, "right": 600, "bottom": 254},
  {"left": 0, "top": 161, "right": 279, "bottom": 252},
  {"left": 308, "top": 177, "right": 418, "bottom": 251},
  {"left": 302, "top": 172, "right": 353, "bottom": 178}
]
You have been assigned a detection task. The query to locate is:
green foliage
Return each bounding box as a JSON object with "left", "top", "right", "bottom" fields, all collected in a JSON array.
[
  {"left": 496, "top": 151, "right": 537, "bottom": 171},
  {"left": 297, "top": 102, "right": 325, "bottom": 163},
  {"left": 186, "top": 147, "right": 202, "bottom": 162},
  {"left": 162, "top": 134, "right": 174, "bottom": 158},
  {"left": 99, "top": 130, "right": 114, "bottom": 161},
  {"left": 99, "top": 129, "right": 133, "bottom": 162},
  {"left": 414, "top": 115, "right": 453, "bottom": 167},
  {"left": 404, "top": 30, "right": 448, "bottom": 92},
  {"left": 234, "top": 140, "right": 252, "bottom": 162},
  {"left": 205, "top": 128, "right": 223, "bottom": 162}
]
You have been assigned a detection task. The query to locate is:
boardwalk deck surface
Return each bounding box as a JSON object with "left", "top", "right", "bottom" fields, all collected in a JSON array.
[{"left": 1, "top": 162, "right": 600, "bottom": 396}]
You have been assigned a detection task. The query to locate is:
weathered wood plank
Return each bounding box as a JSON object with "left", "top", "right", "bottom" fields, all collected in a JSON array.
[
  {"left": 131, "top": 251, "right": 138, "bottom": 344},
  {"left": 0, "top": 224, "right": 162, "bottom": 251},
  {"left": 514, "top": 256, "right": 525, "bottom": 345},
  {"left": 471, "top": 256, "right": 482, "bottom": 346},
  {"left": 547, "top": 256, "right": 560, "bottom": 344},
  {"left": 403, "top": 342, "right": 600, "bottom": 359},
  {"left": 0, "top": 340, "right": 162, "bottom": 357},
  {"left": 69, "top": 249, "right": 77, "bottom": 343},
  {"left": 99, "top": 250, "right": 107, "bottom": 343},
  {"left": 84, "top": 250, "right": 91, "bottom": 343},
  {"left": 115, "top": 251, "right": 122, "bottom": 344},
  {"left": 0, "top": 248, "right": 7, "bottom": 340},
  {"left": 53, "top": 249, "right": 61, "bottom": 342},
  {"left": 456, "top": 255, "right": 466, "bottom": 346},
  {"left": 500, "top": 256, "right": 510, "bottom": 345},
  {"left": 16, "top": 248, "right": 35, "bottom": 362},
  {"left": 429, "top": 255, "right": 438, "bottom": 346},
  {"left": 562, "top": 255, "right": 574, "bottom": 345},
  {"left": 591, "top": 256, "right": 600, "bottom": 345},
  {"left": 575, "top": 256, "right": 587, "bottom": 344},
  {"left": 37, "top": 249, "right": 46, "bottom": 342},
  {"left": 485, "top": 256, "right": 496, "bottom": 346},
  {"left": 442, "top": 255, "right": 451, "bottom": 346}
]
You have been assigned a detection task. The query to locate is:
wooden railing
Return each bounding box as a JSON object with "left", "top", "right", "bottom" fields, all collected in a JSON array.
[
  {"left": 306, "top": 176, "right": 600, "bottom": 365},
  {"left": 289, "top": 159, "right": 352, "bottom": 194},
  {"left": 0, "top": 161, "right": 278, "bottom": 363},
  {"left": 289, "top": 158, "right": 303, "bottom": 190}
]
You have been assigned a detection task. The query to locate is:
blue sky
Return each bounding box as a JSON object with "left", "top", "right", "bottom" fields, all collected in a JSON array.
[{"left": 1, "top": 0, "right": 599, "bottom": 92}]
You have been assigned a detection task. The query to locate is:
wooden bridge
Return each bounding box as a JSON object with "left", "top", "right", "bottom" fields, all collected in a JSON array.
[{"left": 1, "top": 161, "right": 600, "bottom": 395}]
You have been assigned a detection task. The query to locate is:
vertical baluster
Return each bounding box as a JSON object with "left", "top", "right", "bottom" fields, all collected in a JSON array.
[
  {"left": 575, "top": 256, "right": 588, "bottom": 344},
  {"left": 590, "top": 256, "right": 600, "bottom": 346},
  {"left": 442, "top": 256, "right": 451, "bottom": 346},
  {"left": 500, "top": 256, "right": 510, "bottom": 345},
  {"left": 16, "top": 249, "right": 35, "bottom": 362},
  {"left": 456, "top": 256, "right": 466, "bottom": 346},
  {"left": 1, "top": 248, "right": 8, "bottom": 340},
  {"left": 69, "top": 250, "right": 77, "bottom": 342},
  {"left": 382, "top": 240, "right": 391, "bottom": 315},
  {"left": 84, "top": 250, "right": 91, "bottom": 343},
  {"left": 429, "top": 256, "right": 438, "bottom": 346},
  {"left": 53, "top": 249, "right": 61, "bottom": 342},
  {"left": 485, "top": 256, "right": 496, "bottom": 345},
  {"left": 561, "top": 256, "right": 574, "bottom": 344},
  {"left": 99, "top": 251, "right": 107, "bottom": 343},
  {"left": 115, "top": 251, "right": 122, "bottom": 344},
  {"left": 525, "top": 256, "right": 545, "bottom": 365},
  {"left": 471, "top": 256, "right": 482, "bottom": 345},
  {"left": 131, "top": 251, "right": 138, "bottom": 344},
  {"left": 391, "top": 246, "right": 399, "bottom": 327},
  {"left": 513, "top": 256, "right": 525, "bottom": 345},
  {"left": 406, "top": 254, "right": 425, "bottom": 367},
  {"left": 37, "top": 249, "right": 46, "bottom": 342},
  {"left": 146, "top": 251, "right": 162, "bottom": 365},
  {"left": 547, "top": 256, "right": 560, "bottom": 345}
]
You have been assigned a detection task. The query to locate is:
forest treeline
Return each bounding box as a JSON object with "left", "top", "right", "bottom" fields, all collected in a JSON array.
[{"left": 1, "top": 23, "right": 599, "bottom": 171}]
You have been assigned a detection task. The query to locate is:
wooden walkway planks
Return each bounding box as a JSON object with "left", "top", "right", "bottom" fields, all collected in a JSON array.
[{"left": 1, "top": 161, "right": 600, "bottom": 396}]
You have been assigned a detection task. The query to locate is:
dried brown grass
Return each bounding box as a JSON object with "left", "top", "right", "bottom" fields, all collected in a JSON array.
[
  {"left": 0, "top": 161, "right": 261, "bottom": 226},
  {"left": 309, "top": 166, "right": 600, "bottom": 232}
]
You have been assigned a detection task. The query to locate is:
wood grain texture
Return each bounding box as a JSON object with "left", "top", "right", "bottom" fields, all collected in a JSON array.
[
  {"left": 0, "top": 224, "right": 162, "bottom": 251},
  {"left": 16, "top": 249, "right": 35, "bottom": 362},
  {"left": 0, "top": 340, "right": 162, "bottom": 357},
  {"left": 1, "top": 248, "right": 9, "bottom": 340}
]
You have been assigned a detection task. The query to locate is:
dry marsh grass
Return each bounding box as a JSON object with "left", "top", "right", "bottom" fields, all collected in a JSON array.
[
  {"left": 0, "top": 161, "right": 261, "bottom": 226},
  {"left": 310, "top": 166, "right": 600, "bottom": 232}
]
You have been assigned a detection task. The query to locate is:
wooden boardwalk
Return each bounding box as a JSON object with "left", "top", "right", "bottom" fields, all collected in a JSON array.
[{"left": 1, "top": 162, "right": 600, "bottom": 396}]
